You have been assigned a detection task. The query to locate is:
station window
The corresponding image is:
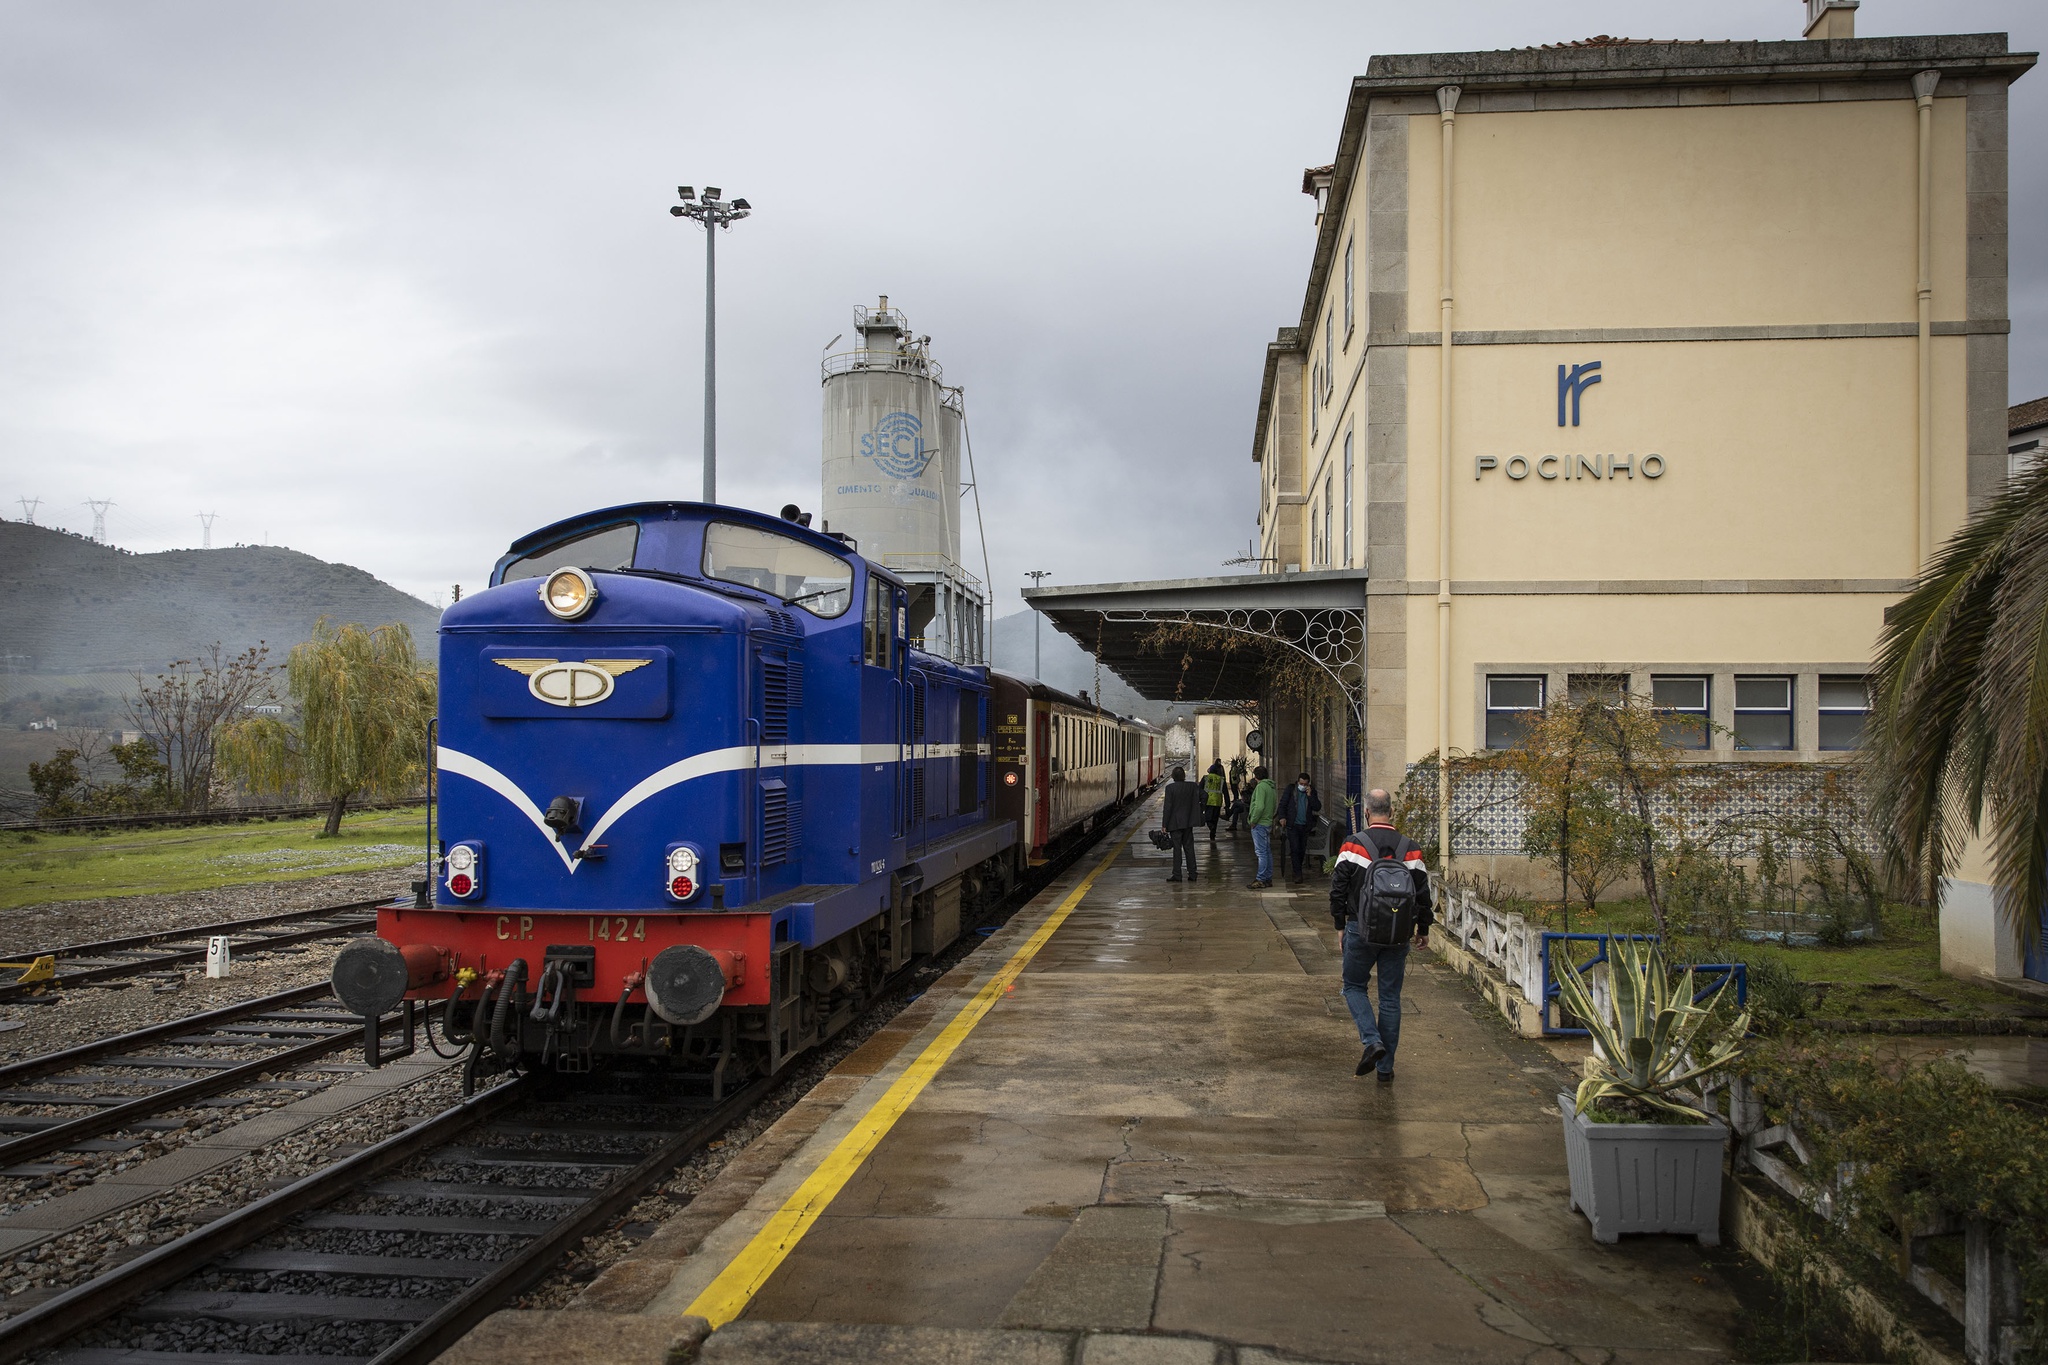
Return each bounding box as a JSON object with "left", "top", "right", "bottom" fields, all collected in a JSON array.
[
  {"left": 1567, "top": 674, "right": 1627, "bottom": 706},
  {"left": 1323, "top": 474, "right": 1333, "bottom": 569},
  {"left": 1342, "top": 434, "right": 1353, "bottom": 567},
  {"left": 1343, "top": 235, "right": 1355, "bottom": 340},
  {"left": 1651, "top": 676, "right": 1710, "bottom": 750},
  {"left": 1484, "top": 675, "right": 1545, "bottom": 750},
  {"left": 1324, "top": 308, "right": 1335, "bottom": 405},
  {"left": 1734, "top": 676, "right": 1794, "bottom": 751},
  {"left": 1818, "top": 676, "right": 1869, "bottom": 750}
]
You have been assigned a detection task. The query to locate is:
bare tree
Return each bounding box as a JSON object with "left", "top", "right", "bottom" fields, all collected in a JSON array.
[{"left": 128, "top": 644, "right": 276, "bottom": 810}]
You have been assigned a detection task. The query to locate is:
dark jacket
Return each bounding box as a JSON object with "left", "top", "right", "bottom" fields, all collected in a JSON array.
[
  {"left": 1282, "top": 784, "right": 1322, "bottom": 831},
  {"left": 1160, "top": 779, "right": 1202, "bottom": 832},
  {"left": 1327, "top": 822, "right": 1434, "bottom": 936}
]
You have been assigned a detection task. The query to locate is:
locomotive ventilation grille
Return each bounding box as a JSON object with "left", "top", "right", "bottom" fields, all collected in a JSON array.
[
  {"left": 760, "top": 780, "right": 798, "bottom": 866},
  {"left": 761, "top": 660, "right": 803, "bottom": 745},
  {"left": 763, "top": 609, "right": 801, "bottom": 640}
]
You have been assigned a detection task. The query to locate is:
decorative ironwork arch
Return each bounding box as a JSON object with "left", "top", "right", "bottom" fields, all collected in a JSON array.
[{"left": 1101, "top": 606, "right": 1366, "bottom": 730}]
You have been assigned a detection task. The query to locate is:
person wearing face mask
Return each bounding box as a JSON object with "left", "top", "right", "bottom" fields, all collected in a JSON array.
[{"left": 1282, "top": 771, "right": 1322, "bottom": 884}]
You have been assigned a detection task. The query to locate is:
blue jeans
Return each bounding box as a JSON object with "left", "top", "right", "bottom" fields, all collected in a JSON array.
[
  {"left": 1342, "top": 929, "right": 1409, "bottom": 1073},
  {"left": 1251, "top": 824, "right": 1273, "bottom": 882}
]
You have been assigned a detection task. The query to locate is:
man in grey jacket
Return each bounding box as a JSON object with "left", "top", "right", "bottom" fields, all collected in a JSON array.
[{"left": 1159, "top": 766, "right": 1200, "bottom": 882}]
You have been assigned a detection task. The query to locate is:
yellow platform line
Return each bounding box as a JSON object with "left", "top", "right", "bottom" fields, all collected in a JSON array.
[{"left": 684, "top": 818, "right": 1143, "bottom": 1327}]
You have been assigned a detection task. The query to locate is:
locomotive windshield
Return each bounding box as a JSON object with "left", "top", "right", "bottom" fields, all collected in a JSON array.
[
  {"left": 501, "top": 522, "right": 639, "bottom": 584},
  {"left": 702, "top": 521, "right": 853, "bottom": 618}
]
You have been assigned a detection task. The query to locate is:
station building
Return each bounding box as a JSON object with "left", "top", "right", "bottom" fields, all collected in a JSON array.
[{"left": 1027, "top": 4, "right": 2037, "bottom": 976}]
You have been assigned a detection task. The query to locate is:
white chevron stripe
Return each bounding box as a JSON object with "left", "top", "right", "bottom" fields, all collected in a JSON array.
[
  {"left": 436, "top": 747, "right": 580, "bottom": 873},
  {"left": 437, "top": 742, "right": 906, "bottom": 869}
]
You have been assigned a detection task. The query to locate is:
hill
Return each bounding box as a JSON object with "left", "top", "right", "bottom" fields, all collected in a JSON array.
[
  {"left": 989, "top": 609, "right": 1192, "bottom": 730},
  {"left": 0, "top": 521, "right": 440, "bottom": 677}
]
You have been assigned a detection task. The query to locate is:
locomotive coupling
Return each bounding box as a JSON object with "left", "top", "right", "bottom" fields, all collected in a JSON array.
[
  {"left": 331, "top": 939, "right": 450, "bottom": 1018},
  {"left": 645, "top": 945, "right": 746, "bottom": 1026}
]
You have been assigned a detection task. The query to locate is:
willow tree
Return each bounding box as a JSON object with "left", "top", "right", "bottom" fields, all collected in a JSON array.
[
  {"left": 1867, "top": 461, "right": 2048, "bottom": 951},
  {"left": 220, "top": 620, "right": 436, "bottom": 835}
]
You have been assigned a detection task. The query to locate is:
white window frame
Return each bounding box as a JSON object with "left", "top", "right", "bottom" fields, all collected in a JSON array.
[
  {"left": 1651, "top": 674, "right": 1710, "bottom": 750},
  {"left": 1484, "top": 675, "right": 1545, "bottom": 750},
  {"left": 1341, "top": 432, "right": 1354, "bottom": 567},
  {"left": 1343, "top": 235, "right": 1355, "bottom": 341},
  {"left": 1817, "top": 675, "right": 1869, "bottom": 751},
  {"left": 1734, "top": 675, "right": 1795, "bottom": 751}
]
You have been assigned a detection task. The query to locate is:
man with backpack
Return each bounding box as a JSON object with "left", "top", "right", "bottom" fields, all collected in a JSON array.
[{"left": 1327, "top": 787, "right": 1433, "bottom": 1084}]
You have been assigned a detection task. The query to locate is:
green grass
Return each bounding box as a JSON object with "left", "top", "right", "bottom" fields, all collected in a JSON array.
[
  {"left": 1520, "top": 895, "right": 2029, "bottom": 1021},
  {"left": 0, "top": 807, "right": 428, "bottom": 909}
]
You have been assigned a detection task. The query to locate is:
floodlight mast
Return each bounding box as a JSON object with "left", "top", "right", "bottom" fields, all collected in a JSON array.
[
  {"left": 668, "top": 184, "right": 751, "bottom": 503},
  {"left": 1024, "top": 570, "right": 1052, "bottom": 679}
]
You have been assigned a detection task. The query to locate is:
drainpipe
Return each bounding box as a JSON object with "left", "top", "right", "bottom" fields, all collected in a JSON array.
[
  {"left": 1436, "top": 84, "right": 1460, "bottom": 869},
  {"left": 1913, "top": 70, "right": 1938, "bottom": 569}
]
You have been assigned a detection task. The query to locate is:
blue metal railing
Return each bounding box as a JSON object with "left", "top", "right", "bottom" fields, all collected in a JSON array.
[{"left": 1536, "top": 931, "right": 1747, "bottom": 1037}]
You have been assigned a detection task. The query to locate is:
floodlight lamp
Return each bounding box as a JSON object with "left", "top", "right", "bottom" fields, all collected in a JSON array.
[
  {"left": 731, "top": 198, "right": 750, "bottom": 211},
  {"left": 678, "top": 186, "right": 695, "bottom": 200},
  {"left": 703, "top": 186, "right": 722, "bottom": 200},
  {"left": 670, "top": 206, "right": 687, "bottom": 217}
]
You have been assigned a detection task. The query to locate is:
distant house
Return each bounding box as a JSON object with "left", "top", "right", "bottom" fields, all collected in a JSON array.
[
  {"left": 2011, "top": 396, "right": 2048, "bottom": 481},
  {"left": 244, "top": 703, "right": 285, "bottom": 716}
]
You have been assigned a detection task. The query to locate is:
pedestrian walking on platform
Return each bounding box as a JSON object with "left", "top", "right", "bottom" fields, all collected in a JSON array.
[
  {"left": 1226, "top": 756, "right": 1249, "bottom": 834},
  {"left": 1245, "top": 766, "right": 1277, "bottom": 889},
  {"left": 1327, "top": 787, "right": 1433, "bottom": 1084},
  {"left": 1282, "top": 772, "right": 1322, "bottom": 884},
  {"left": 1201, "top": 761, "right": 1227, "bottom": 842},
  {"left": 1159, "top": 766, "right": 1200, "bottom": 882}
]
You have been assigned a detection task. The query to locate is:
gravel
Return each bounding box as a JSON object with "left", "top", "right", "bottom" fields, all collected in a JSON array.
[{"left": 0, "top": 1063, "right": 467, "bottom": 1317}]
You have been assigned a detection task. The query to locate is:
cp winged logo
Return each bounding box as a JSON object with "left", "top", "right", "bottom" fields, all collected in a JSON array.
[{"left": 494, "top": 657, "right": 650, "bottom": 708}]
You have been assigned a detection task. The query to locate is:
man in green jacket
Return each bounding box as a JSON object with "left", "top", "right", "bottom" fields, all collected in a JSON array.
[{"left": 1246, "top": 765, "right": 1277, "bottom": 889}]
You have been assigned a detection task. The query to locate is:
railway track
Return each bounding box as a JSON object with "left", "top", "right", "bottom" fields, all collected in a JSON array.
[
  {"left": 0, "top": 985, "right": 398, "bottom": 1176},
  {"left": 0, "top": 902, "right": 387, "bottom": 1002},
  {"left": 0, "top": 1071, "right": 766, "bottom": 1365},
  {"left": 0, "top": 807, "right": 1143, "bottom": 1361}
]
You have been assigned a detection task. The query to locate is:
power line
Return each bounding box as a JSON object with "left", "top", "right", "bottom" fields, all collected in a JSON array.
[{"left": 85, "top": 498, "right": 115, "bottom": 544}]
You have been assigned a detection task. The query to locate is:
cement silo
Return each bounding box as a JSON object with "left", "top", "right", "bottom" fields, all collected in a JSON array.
[{"left": 821, "top": 298, "right": 985, "bottom": 663}]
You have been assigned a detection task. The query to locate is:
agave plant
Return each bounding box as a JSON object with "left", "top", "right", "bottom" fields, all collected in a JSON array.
[{"left": 1556, "top": 936, "right": 1751, "bottom": 1121}]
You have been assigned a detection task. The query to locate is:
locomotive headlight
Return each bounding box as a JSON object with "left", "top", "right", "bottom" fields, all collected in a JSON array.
[
  {"left": 664, "top": 843, "right": 702, "bottom": 903},
  {"left": 443, "top": 841, "right": 483, "bottom": 899},
  {"left": 540, "top": 566, "right": 598, "bottom": 620}
]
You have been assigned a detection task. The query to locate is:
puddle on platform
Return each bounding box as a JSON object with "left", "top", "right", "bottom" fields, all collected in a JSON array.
[{"left": 1163, "top": 1192, "right": 1388, "bottom": 1224}]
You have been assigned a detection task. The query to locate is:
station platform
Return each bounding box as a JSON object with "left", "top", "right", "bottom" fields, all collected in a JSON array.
[{"left": 453, "top": 795, "right": 1756, "bottom": 1365}]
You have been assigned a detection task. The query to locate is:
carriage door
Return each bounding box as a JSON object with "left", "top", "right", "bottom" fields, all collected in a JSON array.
[{"left": 1032, "top": 708, "right": 1051, "bottom": 850}]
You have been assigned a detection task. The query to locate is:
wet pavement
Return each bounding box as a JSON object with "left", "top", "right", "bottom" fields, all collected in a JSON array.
[{"left": 583, "top": 795, "right": 1754, "bottom": 1364}]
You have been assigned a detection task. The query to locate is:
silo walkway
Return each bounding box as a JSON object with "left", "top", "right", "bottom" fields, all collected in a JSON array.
[{"left": 450, "top": 794, "right": 1756, "bottom": 1365}]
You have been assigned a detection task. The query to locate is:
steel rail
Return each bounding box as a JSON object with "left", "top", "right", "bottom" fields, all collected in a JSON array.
[
  {"left": 0, "top": 900, "right": 387, "bottom": 1001},
  {"left": 0, "top": 983, "right": 334, "bottom": 1086},
  {"left": 0, "top": 1009, "right": 410, "bottom": 1169},
  {"left": 370, "top": 1078, "right": 770, "bottom": 1365},
  {"left": 0, "top": 1078, "right": 532, "bottom": 1365}
]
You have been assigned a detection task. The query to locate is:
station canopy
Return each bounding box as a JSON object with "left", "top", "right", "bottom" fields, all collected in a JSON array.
[{"left": 1021, "top": 569, "right": 1369, "bottom": 705}]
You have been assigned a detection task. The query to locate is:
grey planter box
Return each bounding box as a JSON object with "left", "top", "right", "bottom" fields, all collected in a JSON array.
[{"left": 1558, "top": 1093, "right": 1728, "bottom": 1245}]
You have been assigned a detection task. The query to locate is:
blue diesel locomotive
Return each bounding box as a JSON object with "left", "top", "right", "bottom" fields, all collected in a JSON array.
[{"left": 331, "top": 500, "right": 1159, "bottom": 1091}]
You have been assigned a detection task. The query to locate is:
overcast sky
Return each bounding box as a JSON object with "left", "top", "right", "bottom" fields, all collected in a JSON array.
[{"left": 3, "top": 0, "right": 2042, "bottom": 614}]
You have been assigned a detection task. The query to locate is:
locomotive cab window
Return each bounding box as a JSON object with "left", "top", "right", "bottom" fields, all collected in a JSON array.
[
  {"left": 501, "top": 522, "right": 639, "bottom": 585},
  {"left": 862, "top": 577, "right": 894, "bottom": 669},
  {"left": 702, "top": 521, "right": 852, "bottom": 618}
]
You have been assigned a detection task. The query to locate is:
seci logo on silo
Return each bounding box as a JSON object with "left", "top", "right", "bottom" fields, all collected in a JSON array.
[{"left": 861, "top": 411, "right": 935, "bottom": 479}]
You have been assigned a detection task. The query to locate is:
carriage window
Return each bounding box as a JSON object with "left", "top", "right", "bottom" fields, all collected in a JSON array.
[
  {"left": 703, "top": 521, "right": 852, "bottom": 618},
  {"left": 501, "top": 522, "right": 639, "bottom": 584}
]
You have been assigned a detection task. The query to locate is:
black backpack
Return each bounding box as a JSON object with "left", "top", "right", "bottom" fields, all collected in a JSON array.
[{"left": 1356, "top": 831, "right": 1421, "bottom": 946}]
